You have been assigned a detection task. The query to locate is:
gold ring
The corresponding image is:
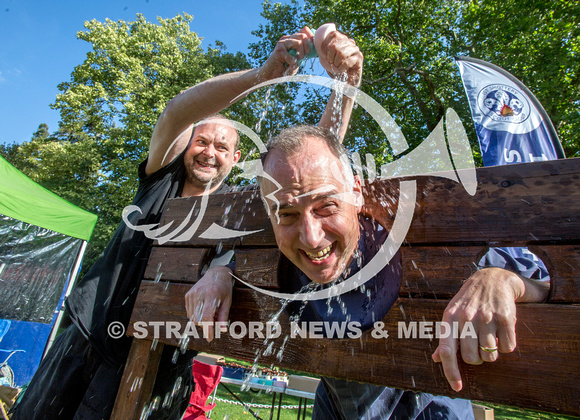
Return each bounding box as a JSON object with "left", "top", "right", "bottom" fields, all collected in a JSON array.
[{"left": 479, "top": 345, "right": 498, "bottom": 353}]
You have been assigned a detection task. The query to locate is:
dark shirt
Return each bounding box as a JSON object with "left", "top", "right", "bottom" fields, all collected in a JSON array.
[{"left": 66, "top": 152, "right": 230, "bottom": 367}]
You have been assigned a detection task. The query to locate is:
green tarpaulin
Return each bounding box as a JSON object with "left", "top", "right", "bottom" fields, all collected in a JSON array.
[{"left": 0, "top": 155, "right": 97, "bottom": 241}]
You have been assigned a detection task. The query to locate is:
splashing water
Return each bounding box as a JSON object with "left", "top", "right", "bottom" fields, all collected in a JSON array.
[
  {"left": 171, "top": 348, "right": 179, "bottom": 364},
  {"left": 241, "top": 284, "right": 312, "bottom": 390},
  {"left": 254, "top": 86, "right": 272, "bottom": 134},
  {"left": 329, "top": 72, "right": 348, "bottom": 138},
  {"left": 154, "top": 262, "right": 163, "bottom": 283},
  {"left": 276, "top": 335, "right": 289, "bottom": 362},
  {"left": 178, "top": 334, "right": 189, "bottom": 354}
]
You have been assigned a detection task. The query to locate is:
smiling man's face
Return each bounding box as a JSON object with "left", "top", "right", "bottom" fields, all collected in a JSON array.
[
  {"left": 262, "top": 136, "right": 362, "bottom": 284},
  {"left": 183, "top": 122, "right": 240, "bottom": 194}
]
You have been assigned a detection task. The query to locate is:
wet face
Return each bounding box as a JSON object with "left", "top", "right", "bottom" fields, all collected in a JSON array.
[
  {"left": 183, "top": 122, "right": 240, "bottom": 194},
  {"left": 262, "top": 137, "right": 362, "bottom": 284}
]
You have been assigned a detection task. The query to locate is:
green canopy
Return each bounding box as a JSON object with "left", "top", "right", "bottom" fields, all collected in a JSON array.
[{"left": 0, "top": 155, "right": 97, "bottom": 241}]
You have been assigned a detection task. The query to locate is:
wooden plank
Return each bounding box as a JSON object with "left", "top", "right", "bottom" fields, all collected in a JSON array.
[
  {"left": 157, "top": 157, "right": 580, "bottom": 247},
  {"left": 143, "top": 247, "right": 211, "bottom": 283},
  {"left": 530, "top": 244, "right": 580, "bottom": 303},
  {"left": 111, "top": 338, "right": 164, "bottom": 420},
  {"left": 143, "top": 244, "right": 579, "bottom": 301},
  {"left": 129, "top": 281, "right": 580, "bottom": 416},
  {"left": 400, "top": 246, "right": 485, "bottom": 298},
  {"left": 400, "top": 244, "right": 580, "bottom": 303},
  {"left": 142, "top": 244, "right": 580, "bottom": 302},
  {"left": 159, "top": 188, "right": 275, "bottom": 247},
  {"left": 234, "top": 248, "right": 280, "bottom": 289},
  {"left": 366, "top": 158, "right": 580, "bottom": 245}
]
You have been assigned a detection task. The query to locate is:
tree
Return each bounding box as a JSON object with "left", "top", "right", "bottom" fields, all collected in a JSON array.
[
  {"left": 251, "top": 0, "right": 579, "bottom": 162},
  {"left": 54, "top": 14, "right": 215, "bottom": 194},
  {"left": 5, "top": 14, "right": 256, "bottom": 268}
]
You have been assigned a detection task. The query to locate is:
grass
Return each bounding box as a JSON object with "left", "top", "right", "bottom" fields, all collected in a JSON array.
[
  {"left": 482, "top": 403, "right": 580, "bottom": 420},
  {"left": 208, "top": 382, "right": 313, "bottom": 420},
  {"left": 208, "top": 392, "right": 580, "bottom": 420},
  {"left": 208, "top": 394, "right": 580, "bottom": 420},
  {"left": 207, "top": 359, "right": 579, "bottom": 420},
  {"left": 206, "top": 357, "right": 312, "bottom": 420}
]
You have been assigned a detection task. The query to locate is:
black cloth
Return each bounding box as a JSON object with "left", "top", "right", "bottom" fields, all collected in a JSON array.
[
  {"left": 11, "top": 324, "right": 193, "bottom": 420},
  {"left": 13, "top": 151, "right": 230, "bottom": 419},
  {"left": 279, "top": 216, "right": 474, "bottom": 420},
  {"left": 66, "top": 152, "right": 227, "bottom": 367}
]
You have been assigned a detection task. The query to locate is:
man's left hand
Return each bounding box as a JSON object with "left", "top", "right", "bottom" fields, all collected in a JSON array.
[
  {"left": 317, "top": 30, "right": 363, "bottom": 87},
  {"left": 432, "top": 267, "right": 548, "bottom": 391}
]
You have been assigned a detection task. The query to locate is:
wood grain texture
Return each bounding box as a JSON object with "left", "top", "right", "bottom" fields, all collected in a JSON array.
[
  {"left": 111, "top": 338, "right": 164, "bottom": 420},
  {"left": 159, "top": 187, "right": 275, "bottom": 246},
  {"left": 158, "top": 157, "right": 580, "bottom": 247},
  {"left": 233, "top": 248, "right": 281, "bottom": 289},
  {"left": 144, "top": 247, "right": 211, "bottom": 283},
  {"left": 129, "top": 281, "right": 580, "bottom": 416},
  {"left": 364, "top": 158, "right": 580, "bottom": 245},
  {"left": 121, "top": 157, "right": 580, "bottom": 416},
  {"left": 530, "top": 244, "right": 580, "bottom": 302},
  {"left": 399, "top": 246, "right": 487, "bottom": 298}
]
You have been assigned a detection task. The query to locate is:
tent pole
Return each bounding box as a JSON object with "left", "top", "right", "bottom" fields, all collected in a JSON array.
[{"left": 43, "top": 240, "right": 88, "bottom": 357}]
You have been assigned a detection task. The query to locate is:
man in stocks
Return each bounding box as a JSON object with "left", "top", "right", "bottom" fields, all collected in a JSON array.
[{"left": 252, "top": 125, "right": 550, "bottom": 419}]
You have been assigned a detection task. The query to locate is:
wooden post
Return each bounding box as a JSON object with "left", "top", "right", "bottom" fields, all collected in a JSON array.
[{"left": 111, "top": 339, "right": 164, "bottom": 420}]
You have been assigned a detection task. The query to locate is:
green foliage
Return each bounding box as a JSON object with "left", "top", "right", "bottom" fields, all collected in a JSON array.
[
  {"left": 3, "top": 14, "right": 255, "bottom": 269},
  {"left": 301, "top": 0, "right": 475, "bottom": 161},
  {"left": 53, "top": 14, "right": 212, "bottom": 186},
  {"left": 462, "top": 0, "right": 580, "bottom": 157},
  {"left": 249, "top": 0, "right": 579, "bottom": 161},
  {"left": 247, "top": 0, "right": 307, "bottom": 139}
]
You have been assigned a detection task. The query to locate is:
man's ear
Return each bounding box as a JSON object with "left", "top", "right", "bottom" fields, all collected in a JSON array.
[
  {"left": 353, "top": 175, "right": 364, "bottom": 209},
  {"left": 232, "top": 149, "right": 242, "bottom": 164}
]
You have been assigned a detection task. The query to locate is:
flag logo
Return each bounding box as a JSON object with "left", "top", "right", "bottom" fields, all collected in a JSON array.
[{"left": 477, "top": 84, "right": 530, "bottom": 125}]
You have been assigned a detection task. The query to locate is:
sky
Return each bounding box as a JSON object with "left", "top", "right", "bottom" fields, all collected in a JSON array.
[{"left": 0, "top": 0, "right": 280, "bottom": 145}]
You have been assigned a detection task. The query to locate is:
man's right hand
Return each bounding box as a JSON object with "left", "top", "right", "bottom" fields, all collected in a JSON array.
[
  {"left": 258, "top": 27, "right": 315, "bottom": 81},
  {"left": 185, "top": 266, "right": 234, "bottom": 342}
]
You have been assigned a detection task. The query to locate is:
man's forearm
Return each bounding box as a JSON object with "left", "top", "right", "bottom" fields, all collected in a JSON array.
[
  {"left": 318, "top": 91, "right": 356, "bottom": 142},
  {"left": 153, "top": 69, "right": 260, "bottom": 144},
  {"left": 147, "top": 67, "right": 269, "bottom": 173},
  {"left": 315, "top": 30, "right": 362, "bottom": 142},
  {"left": 515, "top": 273, "right": 550, "bottom": 303}
]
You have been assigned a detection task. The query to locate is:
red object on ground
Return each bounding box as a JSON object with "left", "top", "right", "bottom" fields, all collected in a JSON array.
[{"left": 183, "top": 360, "right": 223, "bottom": 420}]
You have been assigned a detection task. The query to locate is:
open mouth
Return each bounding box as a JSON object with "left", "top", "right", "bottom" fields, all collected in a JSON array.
[
  {"left": 196, "top": 159, "right": 217, "bottom": 169},
  {"left": 303, "top": 244, "right": 333, "bottom": 262}
]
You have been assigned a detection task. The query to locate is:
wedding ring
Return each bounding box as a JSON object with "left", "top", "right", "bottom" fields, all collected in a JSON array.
[{"left": 479, "top": 345, "right": 498, "bottom": 353}]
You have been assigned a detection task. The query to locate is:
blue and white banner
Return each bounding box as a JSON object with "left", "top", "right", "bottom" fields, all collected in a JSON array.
[
  {"left": 456, "top": 56, "right": 564, "bottom": 281},
  {"left": 455, "top": 56, "right": 564, "bottom": 166}
]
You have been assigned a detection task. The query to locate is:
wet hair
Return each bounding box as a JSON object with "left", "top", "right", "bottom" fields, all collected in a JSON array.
[
  {"left": 261, "top": 125, "right": 346, "bottom": 164},
  {"left": 259, "top": 125, "right": 356, "bottom": 192}
]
